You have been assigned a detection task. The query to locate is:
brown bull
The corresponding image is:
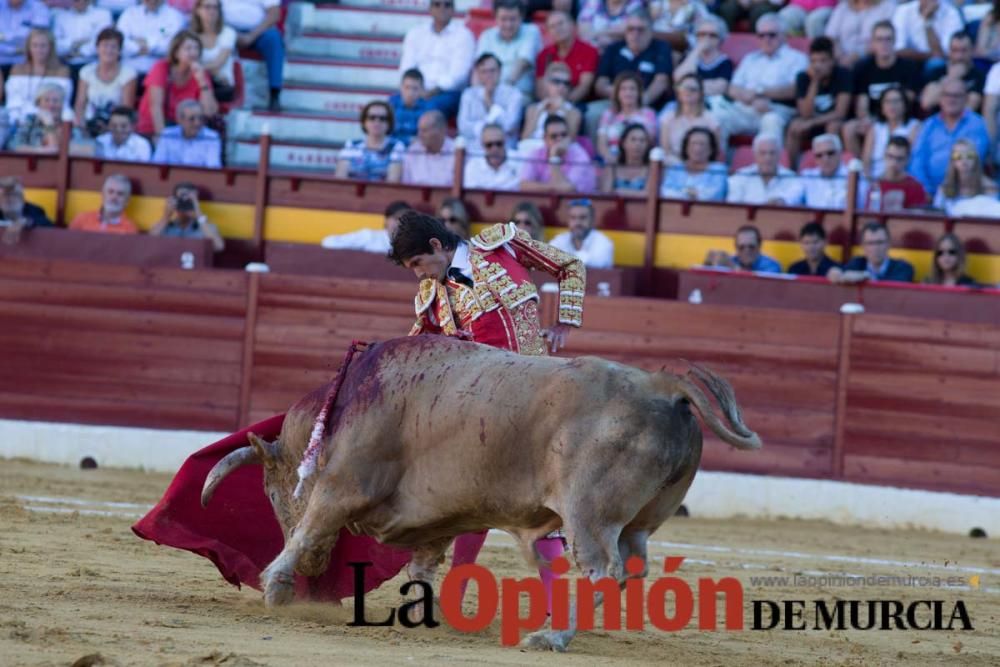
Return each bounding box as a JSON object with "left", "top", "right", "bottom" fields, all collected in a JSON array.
[{"left": 202, "top": 335, "right": 761, "bottom": 651}]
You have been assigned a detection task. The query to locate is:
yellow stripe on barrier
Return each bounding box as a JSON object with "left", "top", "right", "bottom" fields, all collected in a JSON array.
[{"left": 24, "top": 188, "right": 57, "bottom": 221}]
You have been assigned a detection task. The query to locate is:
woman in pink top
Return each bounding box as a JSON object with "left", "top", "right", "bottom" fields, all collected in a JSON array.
[
  {"left": 136, "top": 30, "right": 219, "bottom": 137},
  {"left": 596, "top": 71, "right": 657, "bottom": 164}
]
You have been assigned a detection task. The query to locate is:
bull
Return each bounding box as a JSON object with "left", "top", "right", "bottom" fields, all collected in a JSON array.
[{"left": 201, "top": 335, "right": 761, "bottom": 650}]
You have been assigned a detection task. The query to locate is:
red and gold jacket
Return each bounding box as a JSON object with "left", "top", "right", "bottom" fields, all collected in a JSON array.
[{"left": 408, "top": 222, "right": 586, "bottom": 356}]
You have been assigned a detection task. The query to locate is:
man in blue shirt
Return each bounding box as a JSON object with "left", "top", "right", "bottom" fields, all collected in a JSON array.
[
  {"left": 388, "top": 69, "right": 431, "bottom": 146},
  {"left": 0, "top": 0, "right": 50, "bottom": 68},
  {"left": 828, "top": 221, "right": 914, "bottom": 284},
  {"left": 152, "top": 100, "right": 222, "bottom": 168},
  {"left": 910, "top": 78, "right": 990, "bottom": 195},
  {"left": 704, "top": 224, "right": 782, "bottom": 273},
  {"left": 594, "top": 8, "right": 673, "bottom": 109}
]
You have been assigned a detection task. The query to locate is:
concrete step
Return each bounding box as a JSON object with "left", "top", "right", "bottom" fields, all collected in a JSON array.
[
  {"left": 228, "top": 109, "right": 360, "bottom": 146},
  {"left": 283, "top": 58, "right": 401, "bottom": 90},
  {"left": 286, "top": 4, "right": 438, "bottom": 39},
  {"left": 287, "top": 33, "right": 402, "bottom": 64},
  {"left": 228, "top": 139, "right": 341, "bottom": 172},
  {"left": 281, "top": 86, "right": 389, "bottom": 117}
]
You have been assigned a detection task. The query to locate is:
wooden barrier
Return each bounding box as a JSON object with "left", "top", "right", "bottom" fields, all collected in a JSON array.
[{"left": 0, "top": 227, "right": 214, "bottom": 269}]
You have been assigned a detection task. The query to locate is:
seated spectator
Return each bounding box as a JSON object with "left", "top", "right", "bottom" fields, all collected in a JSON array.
[
  {"left": 68, "top": 173, "right": 138, "bottom": 234},
  {"left": 5, "top": 29, "right": 73, "bottom": 124},
  {"left": 597, "top": 72, "right": 658, "bottom": 163},
  {"left": 320, "top": 200, "right": 409, "bottom": 253},
  {"left": 0, "top": 0, "right": 50, "bottom": 68},
  {"left": 710, "top": 14, "right": 808, "bottom": 141},
  {"left": 149, "top": 181, "right": 225, "bottom": 251},
  {"left": 457, "top": 53, "right": 523, "bottom": 147},
  {"left": 464, "top": 123, "right": 521, "bottom": 191},
  {"left": 116, "top": 0, "right": 185, "bottom": 75},
  {"left": 659, "top": 73, "right": 723, "bottom": 163},
  {"left": 136, "top": 30, "right": 219, "bottom": 137},
  {"left": 649, "top": 0, "right": 710, "bottom": 51},
  {"left": 925, "top": 232, "right": 978, "bottom": 286},
  {"left": 475, "top": 0, "right": 541, "bottom": 98},
  {"left": 389, "top": 69, "right": 431, "bottom": 147},
  {"left": 54, "top": 0, "right": 113, "bottom": 70},
  {"left": 593, "top": 8, "right": 673, "bottom": 126},
  {"left": 703, "top": 224, "right": 782, "bottom": 273},
  {"left": 192, "top": 0, "right": 238, "bottom": 104},
  {"left": 891, "top": 0, "right": 962, "bottom": 72},
  {"left": 920, "top": 32, "right": 985, "bottom": 114},
  {"left": 601, "top": 123, "right": 652, "bottom": 195},
  {"left": 672, "top": 15, "right": 733, "bottom": 97},
  {"left": 0, "top": 176, "right": 52, "bottom": 247},
  {"left": 578, "top": 0, "right": 643, "bottom": 50},
  {"left": 862, "top": 85, "right": 920, "bottom": 178},
  {"left": 660, "top": 126, "right": 728, "bottom": 200},
  {"left": 221, "top": 0, "right": 283, "bottom": 110},
  {"left": 439, "top": 197, "right": 470, "bottom": 240},
  {"left": 932, "top": 138, "right": 998, "bottom": 215},
  {"left": 8, "top": 84, "right": 81, "bottom": 154},
  {"left": 74, "top": 28, "right": 137, "bottom": 137},
  {"left": 549, "top": 198, "right": 615, "bottom": 268},
  {"left": 828, "top": 221, "right": 914, "bottom": 283},
  {"left": 510, "top": 201, "right": 545, "bottom": 241},
  {"left": 151, "top": 99, "right": 222, "bottom": 167},
  {"left": 398, "top": 0, "right": 475, "bottom": 118},
  {"left": 867, "top": 136, "right": 928, "bottom": 210},
  {"left": 717, "top": 0, "right": 777, "bottom": 33},
  {"left": 522, "top": 62, "right": 582, "bottom": 142},
  {"left": 787, "top": 221, "right": 840, "bottom": 276},
  {"left": 534, "top": 11, "right": 598, "bottom": 105},
  {"left": 800, "top": 133, "right": 860, "bottom": 209},
  {"left": 519, "top": 115, "right": 598, "bottom": 193},
  {"left": 402, "top": 110, "right": 455, "bottom": 187},
  {"left": 335, "top": 101, "right": 404, "bottom": 183},
  {"left": 824, "top": 0, "right": 897, "bottom": 68},
  {"left": 786, "top": 36, "right": 851, "bottom": 168},
  {"left": 779, "top": 0, "right": 836, "bottom": 40},
  {"left": 983, "top": 60, "right": 1000, "bottom": 150},
  {"left": 911, "top": 78, "right": 990, "bottom": 196},
  {"left": 976, "top": 1, "right": 1000, "bottom": 61},
  {"left": 96, "top": 106, "right": 152, "bottom": 161},
  {"left": 727, "top": 133, "right": 805, "bottom": 205},
  {"left": 842, "top": 20, "right": 922, "bottom": 157}
]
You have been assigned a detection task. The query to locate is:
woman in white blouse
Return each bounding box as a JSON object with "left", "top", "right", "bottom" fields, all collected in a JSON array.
[
  {"left": 191, "top": 0, "right": 238, "bottom": 101},
  {"left": 5, "top": 29, "right": 74, "bottom": 124},
  {"left": 74, "top": 27, "right": 137, "bottom": 136}
]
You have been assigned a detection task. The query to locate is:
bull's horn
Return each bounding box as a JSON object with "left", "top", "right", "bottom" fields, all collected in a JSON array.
[{"left": 201, "top": 445, "right": 259, "bottom": 507}]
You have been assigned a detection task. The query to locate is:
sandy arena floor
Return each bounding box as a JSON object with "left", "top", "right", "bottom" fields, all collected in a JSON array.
[{"left": 1, "top": 458, "right": 998, "bottom": 666}]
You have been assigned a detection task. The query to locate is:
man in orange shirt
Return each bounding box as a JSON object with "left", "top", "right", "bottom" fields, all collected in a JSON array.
[{"left": 69, "top": 175, "right": 139, "bottom": 235}]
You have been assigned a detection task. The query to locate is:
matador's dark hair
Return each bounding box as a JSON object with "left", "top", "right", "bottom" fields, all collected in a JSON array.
[{"left": 388, "top": 210, "right": 462, "bottom": 265}]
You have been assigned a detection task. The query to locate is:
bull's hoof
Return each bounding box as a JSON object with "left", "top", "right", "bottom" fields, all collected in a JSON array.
[
  {"left": 520, "top": 631, "right": 569, "bottom": 652},
  {"left": 263, "top": 573, "right": 296, "bottom": 607},
  {"left": 297, "top": 551, "right": 331, "bottom": 578}
]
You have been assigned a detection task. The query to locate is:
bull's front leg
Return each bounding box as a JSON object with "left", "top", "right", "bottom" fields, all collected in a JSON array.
[{"left": 400, "top": 538, "right": 452, "bottom": 624}]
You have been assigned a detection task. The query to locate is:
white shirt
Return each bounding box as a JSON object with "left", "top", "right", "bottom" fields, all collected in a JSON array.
[
  {"left": 398, "top": 19, "right": 476, "bottom": 92},
  {"left": 96, "top": 132, "right": 153, "bottom": 162},
  {"left": 449, "top": 241, "right": 473, "bottom": 279},
  {"left": 222, "top": 0, "right": 279, "bottom": 33},
  {"left": 116, "top": 2, "right": 185, "bottom": 73},
  {"left": 79, "top": 63, "right": 138, "bottom": 121},
  {"left": 549, "top": 229, "right": 615, "bottom": 269},
  {"left": 985, "top": 61, "right": 1000, "bottom": 96},
  {"left": 731, "top": 44, "right": 808, "bottom": 93},
  {"left": 53, "top": 6, "right": 114, "bottom": 65},
  {"left": 456, "top": 84, "right": 523, "bottom": 144},
  {"left": 726, "top": 165, "right": 805, "bottom": 206},
  {"left": 800, "top": 164, "right": 866, "bottom": 210},
  {"left": 320, "top": 228, "right": 391, "bottom": 253},
  {"left": 3, "top": 75, "right": 74, "bottom": 123},
  {"left": 463, "top": 155, "right": 520, "bottom": 191},
  {"left": 475, "top": 24, "right": 542, "bottom": 96},
  {"left": 892, "top": 0, "right": 964, "bottom": 55},
  {"left": 200, "top": 26, "right": 238, "bottom": 85},
  {"left": 96, "top": 0, "right": 138, "bottom": 14}
]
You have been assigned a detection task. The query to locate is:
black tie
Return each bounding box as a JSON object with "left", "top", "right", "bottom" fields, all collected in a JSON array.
[{"left": 447, "top": 267, "right": 474, "bottom": 287}]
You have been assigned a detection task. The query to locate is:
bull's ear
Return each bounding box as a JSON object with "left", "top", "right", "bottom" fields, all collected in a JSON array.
[{"left": 247, "top": 432, "right": 275, "bottom": 467}]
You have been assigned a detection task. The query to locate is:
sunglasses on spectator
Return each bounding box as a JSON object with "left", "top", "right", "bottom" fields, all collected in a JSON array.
[
  {"left": 737, "top": 244, "right": 758, "bottom": 251},
  {"left": 936, "top": 248, "right": 958, "bottom": 256},
  {"left": 547, "top": 131, "right": 568, "bottom": 139},
  {"left": 814, "top": 150, "right": 837, "bottom": 158},
  {"left": 569, "top": 198, "right": 592, "bottom": 207},
  {"left": 625, "top": 26, "right": 647, "bottom": 33},
  {"left": 482, "top": 140, "right": 504, "bottom": 149},
  {"left": 757, "top": 31, "right": 778, "bottom": 39},
  {"left": 678, "top": 84, "right": 700, "bottom": 93},
  {"left": 181, "top": 114, "right": 204, "bottom": 122},
  {"left": 951, "top": 152, "right": 976, "bottom": 160},
  {"left": 430, "top": 0, "right": 453, "bottom": 6},
  {"left": 549, "top": 77, "right": 571, "bottom": 87},
  {"left": 941, "top": 91, "right": 966, "bottom": 98},
  {"left": 695, "top": 31, "right": 720, "bottom": 38},
  {"left": 884, "top": 152, "right": 907, "bottom": 161},
  {"left": 441, "top": 216, "right": 459, "bottom": 223},
  {"left": 366, "top": 114, "right": 389, "bottom": 122}
]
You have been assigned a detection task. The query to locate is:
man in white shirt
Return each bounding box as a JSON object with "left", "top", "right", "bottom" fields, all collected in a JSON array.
[
  {"left": 892, "top": 0, "right": 963, "bottom": 74},
  {"left": 398, "top": 0, "right": 475, "bottom": 118},
  {"left": 475, "top": 0, "right": 541, "bottom": 97},
  {"left": 222, "top": 0, "right": 284, "bottom": 110},
  {"left": 977, "top": 59, "right": 1000, "bottom": 152},
  {"left": 464, "top": 123, "right": 520, "bottom": 190},
  {"left": 116, "top": 0, "right": 184, "bottom": 73},
  {"left": 727, "top": 133, "right": 805, "bottom": 206},
  {"left": 320, "top": 200, "right": 409, "bottom": 254},
  {"left": 709, "top": 13, "right": 808, "bottom": 139},
  {"left": 799, "top": 133, "right": 864, "bottom": 209},
  {"left": 402, "top": 110, "right": 456, "bottom": 186},
  {"left": 54, "top": 0, "right": 113, "bottom": 67},
  {"left": 96, "top": 106, "right": 152, "bottom": 162},
  {"left": 152, "top": 100, "right": 222, "bottom": 168},
  {"left": 457, "top": 53, "right": 523, "bottom": 146},
  {"left": 549, "top": 198, "right": 615, "bottom": 269}
]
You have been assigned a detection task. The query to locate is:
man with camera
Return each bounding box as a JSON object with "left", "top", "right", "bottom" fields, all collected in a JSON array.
[{"left": 149, "top": 182, "right": 225, "bottom": 252}]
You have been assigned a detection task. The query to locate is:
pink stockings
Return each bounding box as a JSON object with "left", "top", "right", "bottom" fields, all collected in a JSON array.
[{"left": 451, "top": 530, "right": 566, "bottom": 614}]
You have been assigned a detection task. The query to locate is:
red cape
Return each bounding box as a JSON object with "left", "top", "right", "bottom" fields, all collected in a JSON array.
[{"left": 132, "top": 414, "right": 412, "bottom": 601}]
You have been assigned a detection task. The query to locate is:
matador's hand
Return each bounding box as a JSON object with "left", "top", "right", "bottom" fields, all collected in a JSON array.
[{"left": 544, "top": 324, "right": 571, "bottom": 354}]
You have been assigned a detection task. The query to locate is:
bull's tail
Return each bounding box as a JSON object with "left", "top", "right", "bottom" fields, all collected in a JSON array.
[{"left": 674, "top": 363, "right": 762, "bottom": 451}]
